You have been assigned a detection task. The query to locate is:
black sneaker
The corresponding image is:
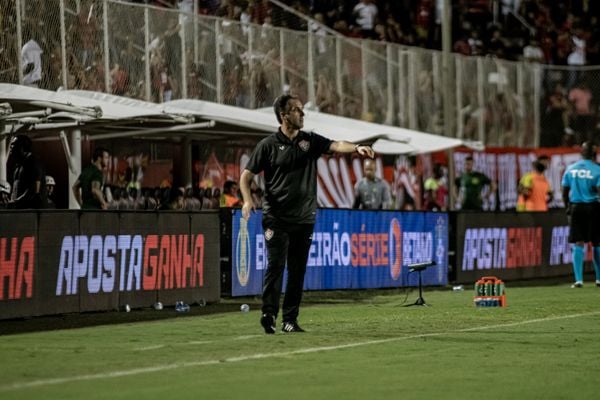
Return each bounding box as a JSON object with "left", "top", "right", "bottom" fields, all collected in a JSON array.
[
  {"left": 260, "top": 313, "right": 276, "bottom": 334},
  {"left": 571, "top": 282, "right": 583, "bottom": 288},
  {"left": 281, "top": 321, "right": 305, "bottom": 333}
]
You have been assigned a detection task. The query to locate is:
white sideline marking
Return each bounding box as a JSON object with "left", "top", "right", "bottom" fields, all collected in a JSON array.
[
  {"left": 2, "top": 311, "right": 599, "bottom": 392},
  {"left": 134, "top": 345, "right": 165, "bottom": 351},
  {"left": 134, "top": 337, "right": 256, "bottom": 352},
  {"left": 233, "top": 335, "right": 262, "bottom": 341}
]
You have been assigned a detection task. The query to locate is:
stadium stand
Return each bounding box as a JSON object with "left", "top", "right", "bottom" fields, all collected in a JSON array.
[{"left": 1, "top": 0, "right": 599, "bottom": 147}]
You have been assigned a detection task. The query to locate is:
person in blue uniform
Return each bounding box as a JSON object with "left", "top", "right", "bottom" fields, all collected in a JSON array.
[{"left": 561, "top": 141, "right": 600, "bottom": 288}]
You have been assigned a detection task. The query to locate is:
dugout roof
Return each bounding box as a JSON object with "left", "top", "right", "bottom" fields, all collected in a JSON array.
[{"left": 0, "top": 83, "right": 481, "bottom": 154}]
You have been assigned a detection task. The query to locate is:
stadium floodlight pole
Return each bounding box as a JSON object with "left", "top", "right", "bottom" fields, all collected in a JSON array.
[{"left": 442, "top": 0, "right": 453, "bottom": 139}]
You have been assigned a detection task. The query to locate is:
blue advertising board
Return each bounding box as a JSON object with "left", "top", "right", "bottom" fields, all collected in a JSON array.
[{"left": 231, "top": 209, "right": 448, "bottom": 296}]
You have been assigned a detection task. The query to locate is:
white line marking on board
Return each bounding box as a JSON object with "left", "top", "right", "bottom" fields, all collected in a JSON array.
[{"left": 2, "top": 311, "right": 599, "bottom": 392}]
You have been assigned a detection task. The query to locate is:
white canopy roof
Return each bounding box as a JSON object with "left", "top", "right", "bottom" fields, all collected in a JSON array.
[
  {"left": 167, "top": 99, "right": 482, "bottom": 154},
  {"left": 0, "top": 84, "right": 482, "bottom": 154}
]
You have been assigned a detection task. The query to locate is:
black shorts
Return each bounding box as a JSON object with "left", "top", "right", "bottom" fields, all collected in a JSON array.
[{"left": 569, "top": 202, "right": 600, "bottom": 244}]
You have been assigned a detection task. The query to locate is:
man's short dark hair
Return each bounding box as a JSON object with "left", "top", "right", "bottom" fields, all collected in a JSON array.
[
  {"left": 273, "top": 94, "right": 298, "bottom": 124},
  {"left": 92, "top": 147, "right": 109, "bottom": 162},
  {"left": 465, "top": 155, "right": 474, "bottom": 162},
  {"left": 581, "top": 141, "right": 597, "bottom": 159}
]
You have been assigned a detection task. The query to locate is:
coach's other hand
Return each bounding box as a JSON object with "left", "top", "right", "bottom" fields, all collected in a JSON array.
[{"left": 242, "top": 200, "right": 255, "bottom": 220}]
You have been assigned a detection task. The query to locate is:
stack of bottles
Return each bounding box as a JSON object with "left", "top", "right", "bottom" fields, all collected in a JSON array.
[{"left": 473, "top": 276, "right": 506, "bottom": 307}]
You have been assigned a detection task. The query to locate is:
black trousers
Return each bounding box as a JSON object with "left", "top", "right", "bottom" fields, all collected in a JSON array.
[
  {"left": 569, "top": 202, "right": 600, "bottom": 244},
  {"left": 261, "top": 217, "right": 314, "bottom": 323}
]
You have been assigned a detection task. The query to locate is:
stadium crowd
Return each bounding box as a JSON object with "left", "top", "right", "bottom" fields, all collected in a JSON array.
[
  {"left": 131, "top": 0, "right": 600, "bottom": 64},
  {"left": 2, "top": 0, "right": 598, "bottom": 146}
]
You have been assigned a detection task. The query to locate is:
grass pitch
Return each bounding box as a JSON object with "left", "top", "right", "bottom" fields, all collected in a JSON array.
[{"left": 1, "top": 284, "right": 599, "bottom": 400}]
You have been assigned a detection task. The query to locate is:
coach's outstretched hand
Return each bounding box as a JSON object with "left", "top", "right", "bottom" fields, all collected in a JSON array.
[{"left": 356, "top": 145, "right": 375, "bottom": 159}]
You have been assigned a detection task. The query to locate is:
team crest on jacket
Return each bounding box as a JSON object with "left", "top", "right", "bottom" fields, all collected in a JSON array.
[
  {"left": 265, "top": 229, "right": 274, "bottom": 241},
  {"left": 298, "top": 140, "right": 310, "bottom": 152}
]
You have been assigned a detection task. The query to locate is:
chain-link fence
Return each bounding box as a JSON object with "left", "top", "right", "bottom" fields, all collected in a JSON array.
[{"left": 3, "top": 0, "right": 599, "bottom": 147}]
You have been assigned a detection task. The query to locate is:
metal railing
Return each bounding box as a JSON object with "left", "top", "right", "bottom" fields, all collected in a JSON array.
[{"left": 3, "top": 0, "right": 599, "bottom": 147}]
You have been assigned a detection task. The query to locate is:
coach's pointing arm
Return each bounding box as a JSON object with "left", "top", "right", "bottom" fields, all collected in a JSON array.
[{"left": 329, "top": 141, "right": 375, "bottom": 158}]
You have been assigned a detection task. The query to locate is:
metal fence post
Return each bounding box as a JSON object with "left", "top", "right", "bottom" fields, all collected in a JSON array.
[
  {"left": 103, "top": 0, "right": 110, "bottom": 93},
  {"left": 476, "top": 57, "right": 485, "bottom": 143},
  {"left": 16, "top": 0, "right": 23, "bottom": 84},
  {"left": 193, "top": 0, "right": 198, "bottom": 65},
  {"left": 533, "top": 64, "right": 541, "bottom": 148},
  {"left": 215, "top": 19, "right": 222, "bottom": 103},
  {"left": 361, "top": 40, "right": 368, "bottom": 118},
  {"left": 59, "top": 0, "right": 68, "bottom": 88},
  {"left": 455, "top": 57, "right": 464, "bottom": 138},
  {"left": 249, "top": 26, "right": 255, "bottom": 108},
  {"left": 307, "top": 29, "right": 316, "bottom": 106},
  {"left": 385, "top": 43, "right": 393, "bottom": 125},
  {"left": 144, "top": 7, "right": 151, "bottom": 101},
  {"left": 180, "top": 14, "right": 188, "bottom": 99},
  {"left": 336, "top": 36, "right": 343, "bottom": 116},
  {"left": 279, "top": 30, "right": 285, "bottom": 93},
  {"left": 398, "top": 48, "right": 406, "bottom": 127},
  {"left": 408, "top": 50, "right": 417, "bottom": 130}
]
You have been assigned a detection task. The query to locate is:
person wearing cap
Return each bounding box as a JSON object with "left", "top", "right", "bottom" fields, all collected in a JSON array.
[
  {"left": 46, "top": 175, "right": 56, "bottom": 208},
  {"left": 7, "top": 134, "right": 47, "bottom": 209}
]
